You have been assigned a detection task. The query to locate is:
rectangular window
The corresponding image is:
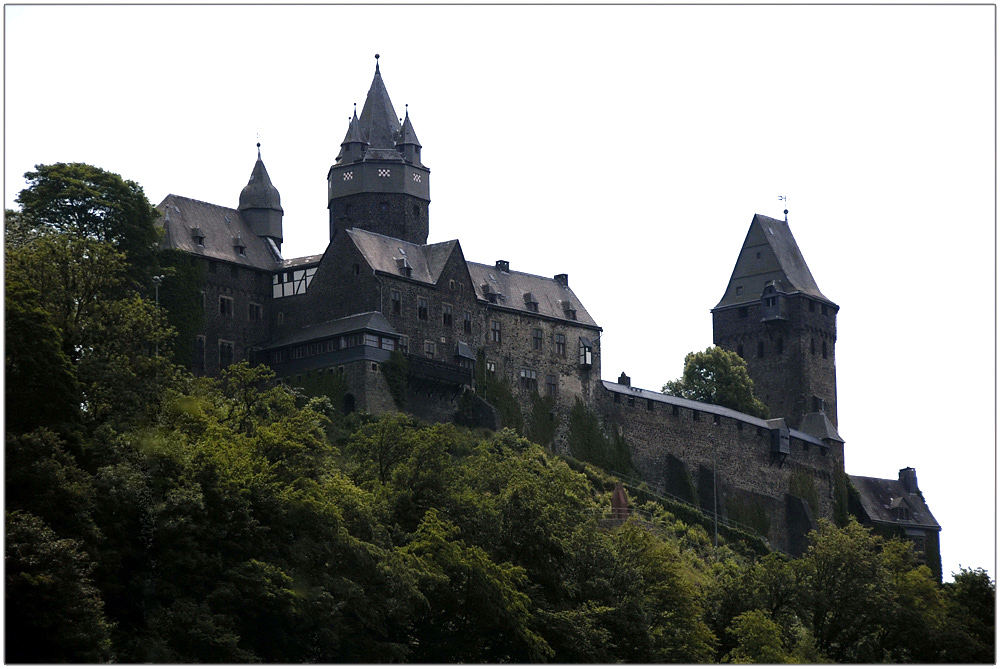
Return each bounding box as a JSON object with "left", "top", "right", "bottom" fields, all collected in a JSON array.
[
  {"left": 579, "top": 340, "right": 593, "bottom": 367},
  {"left": 545, "top": 374, "right": 557, "bottom": 397},
  {"left": 219, "top": 296, "right": 234, "bottom": 317},
  {"left": 822, "top": 341, "right": 828, "bottom": 359},
  {"left": 519, "top": 368, "right": 538, "bottom": 391},
  {"left": 532, "top": 328, "right": 543, "bottom": 350},
  {"left": 647, "top": 399, "right": 655, "bottom": 411},
  {"left": 443, "top": 304, "right": 453, "bottom": 327},
  {"left": 381, "top": 338, "right": 395, "bottom": 351},
  {"left": 418, "top": 297, "right": 428, "bottom": 321},
  {"left": 555, "top": 333, "right": 566, "bottom": 357},
  {"left": 809, "top": 300, "right": 816, "bottom": 313},
  {"left": 738, "top": 306, "right": 748, "bottom": 318},
  {"left": 391, "top": 290, "right": 402, "bottom": 315},
  {"left": 486, "top": 361, "right": 496, "bottom": 373},
  {"left": 491, "top": 320, "right": 501, "bottom": 343},
  {"left": 364, "top": 333, "right": 379, "bottom": 348},
  {"left": 219, "top": 340, "right": 234, "bottom": 368},
  {"left": 248, "top": 303, "right": 262, "bottom": 322},
  {"left": 463, "top": 311, "right": 472, "bottom": 334},
  {"left": 821, "top": 305, "right": 828, "bottom": 316},
  {"left": 424, "top": 340, "right": 435, "bottom": 358},
  {"left": 200, "top": 290, "right": 206, "bottom": 312}
]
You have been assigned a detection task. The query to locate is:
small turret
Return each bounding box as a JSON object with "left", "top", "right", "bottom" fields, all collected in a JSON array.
[
  {"left": 239, "top": 144, "right": 283, "bottom": 248},
  {"left": 336, "top": 107, "right": 368, "bottom": 164},
  {"left": 395, "top": 105, "right": 422, "bottom": 165}
]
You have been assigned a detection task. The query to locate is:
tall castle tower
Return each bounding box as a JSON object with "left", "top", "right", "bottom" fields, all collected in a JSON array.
[
  {"left": 327, "top": 56, "right": 430, "bottom": 244},
  {"left": 712, "top": 214, "right": 839, "bottom": 430}
]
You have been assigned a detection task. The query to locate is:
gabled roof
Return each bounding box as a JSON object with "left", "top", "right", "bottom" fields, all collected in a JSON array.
[
  {"left": 467, "top": 262, "right": 600, "bottom": 328},
  {"left": 358, "top": 62, "right": 401, "bottom": 151},
  {"left": 265, "top": 311, "right": 399, "bottom": 349},
  {"left": 238, "top": 152, "right": 283, "bottom": 213},
  {"left": 798, "top": 411, "right": 844, "bottom": 443},
  {"left": 849, "top": 474, "right": 941, "bottom": 530},
  {"left": 157, "top": 194, "right": 280, "bottom": 269},
  {"left": 346, "top": 228, "right": 459, "bottom": 285},
  {"left": 715, "top": 214, "right": 833, "bottom": 309}
]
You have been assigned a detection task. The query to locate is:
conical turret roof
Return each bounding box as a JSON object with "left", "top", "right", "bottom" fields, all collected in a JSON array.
[
  {"left": 358, "top": 59, "right": 401, "bottom": 149},
  {"left": 342, "top": 110, "right": 366, "bottom": 146},
  {"left": 397, "top": 108, "right": 421, "bottom": 147},
  {"left": 239, "top": 148, "right": 283, "bottom": 213}
]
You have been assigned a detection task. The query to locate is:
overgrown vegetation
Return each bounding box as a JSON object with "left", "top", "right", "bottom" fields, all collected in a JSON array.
[
  {"left": 474, "top": 350, "right": 523, "bottom": 432},
  {"left": 381, "top": 349, "right": 409, "bottom": 407},
  {"left": 567, "top": 397, "right": 634, "bottom": 475},
  {"left": 6, "top": 163, "right": 994, "bottom": 663}
]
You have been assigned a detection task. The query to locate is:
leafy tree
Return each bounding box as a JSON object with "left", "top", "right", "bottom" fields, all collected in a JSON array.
[
  {"left": 567, "top": 397, "right": 633, "bottom": 474},
  {"left": 663, "top": 346, "right": 768, "bottom": 418},
  {"left": 16, "top": 162, "right": 160, "bottom": 287},
  {"left": 723, "top": 609, "right": 791, "bottom": 663},
  {"left": 935, "top": 567, "right": 996, "bottom": 662},
  {"left": 6, "top": 510, "right": 113, "bottom": 662}
]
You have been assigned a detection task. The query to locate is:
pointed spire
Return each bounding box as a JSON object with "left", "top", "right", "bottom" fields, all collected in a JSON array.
[
  {"left": 239, "top": 145, "right": 283, "bottom": 213},
  {"left": 397, "top": 104, "right": 421, "bottom": 148},
  {"left": 358, "top": 54, "right": 401, "bottom": 149}
]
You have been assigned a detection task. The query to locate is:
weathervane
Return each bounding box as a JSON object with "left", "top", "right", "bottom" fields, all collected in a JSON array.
[{"left": 779, "top": 195, "right": 788, "bottom": 222}]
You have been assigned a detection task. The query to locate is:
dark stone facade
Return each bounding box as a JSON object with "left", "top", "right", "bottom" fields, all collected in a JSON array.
[
  {"left": 154, "top": 59, "right": 940, "bottom": 561},
  {"left": 713, "top": 293, "right": 839, "bottom": 429}
]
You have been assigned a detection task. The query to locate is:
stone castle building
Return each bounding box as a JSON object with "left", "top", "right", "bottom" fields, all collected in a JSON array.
[{"left": 156, "top": 58, "right": 940, "bottom": 575}]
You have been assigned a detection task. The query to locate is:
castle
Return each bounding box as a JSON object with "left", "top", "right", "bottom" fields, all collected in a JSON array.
[{"left": 155, "top": 58, "right": 941, "bottom": 575}]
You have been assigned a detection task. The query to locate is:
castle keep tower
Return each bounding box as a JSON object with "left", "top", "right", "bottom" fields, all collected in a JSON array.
[
  {"left": 327, "top": 56, "right": 431, "bottom": 245},
  {"left": 712, "top": 214, "right": 839, "bottom": 430}
]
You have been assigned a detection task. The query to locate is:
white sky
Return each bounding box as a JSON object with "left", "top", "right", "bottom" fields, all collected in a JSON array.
[{"left": 5, "top": 5, "right": 995, "bottom": 580}]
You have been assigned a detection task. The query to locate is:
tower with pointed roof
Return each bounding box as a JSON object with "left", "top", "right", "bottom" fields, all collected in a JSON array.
[
  {"left": 712, "top": 214, "right": 840, "bottom": 432},
  {"left": 239, "top": 144, "right": 284, "bottom": 250},
  {"left": 327, "top": 56, "right": 430, "bottom": 245}
]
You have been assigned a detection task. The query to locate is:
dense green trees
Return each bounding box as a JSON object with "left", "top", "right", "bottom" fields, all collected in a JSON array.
[
  {"left": 664, "top": 346, "right": 769, "bottom": 418},
  {"left": 5, "top": 163, "right": 994, "bottom": 663}
]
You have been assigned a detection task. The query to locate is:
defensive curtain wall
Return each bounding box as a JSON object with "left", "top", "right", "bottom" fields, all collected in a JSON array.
[{"left": 595, "top": 379, "right": 845, "bottom": 555}]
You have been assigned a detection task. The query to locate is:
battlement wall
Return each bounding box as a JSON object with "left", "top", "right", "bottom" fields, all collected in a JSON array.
[{"left": 595, "top": 382, "right": 844, "bottom": 553}]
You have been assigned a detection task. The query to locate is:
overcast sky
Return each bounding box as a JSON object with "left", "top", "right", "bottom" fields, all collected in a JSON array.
[{"left": 5, "top": 4, "right": 994, "bottom": 580}]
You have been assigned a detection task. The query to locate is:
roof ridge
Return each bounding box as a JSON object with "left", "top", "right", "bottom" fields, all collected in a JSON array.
[
  {"left": 467, "top": 260, "right": 575, "bottom": 286},
  {"left": 161, "top": 194, "right": 239, "bottom": 213}
]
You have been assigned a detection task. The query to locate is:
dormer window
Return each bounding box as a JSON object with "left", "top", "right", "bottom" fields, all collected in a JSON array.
[
  {"left": 579, "top": 337, "right": 593, "bottom": 367},
  {"left": 396, "top": 256, "right": 412, "bottom": 278},
  {"left": 523, "top": 292, "right": 539, "bottom": 312},
  {"left": 761, "top": 284, "right": 785, "bottom": 321},
  {"left": 562, "top": 300, "right": 578, "bottom": 320},
  {"left": 232, "top": 235, "right": 246, "bottom": 257},
  {"left": 191, "top": 227, "right": 205, "bottom": 246}
]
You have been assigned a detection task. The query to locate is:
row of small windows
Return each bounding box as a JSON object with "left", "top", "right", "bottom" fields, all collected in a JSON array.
[
  {"left": 391, "top": 290, "right": 475, "bottom": 334},
  {"left": 214, "top": 295, "right": 263, "bottom": 322},
  {"left": 517, "top": 368, "right": 559, "bottom": 397},
  {"left": 735, "top": 338, "right": 828, "bottom": 359},
  {"left": 269, "top": 332, "right": 398, "bottom": 364},
  {"left": 736, "top": 299, "right": 830, "bottom": 318}
]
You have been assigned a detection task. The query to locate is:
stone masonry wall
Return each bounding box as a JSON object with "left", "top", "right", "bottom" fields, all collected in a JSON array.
[
  {"left": 596, "top": 384, "right": 844, "bottom": 554},
  {"left": 197, "top": 257, "right": 272, "bottom": 376},
  {"left": 713, "top": 294, "right": 838, "bottom": 428},
  {"left": 329, "top": 192, "right": 429, "bottom": 246}
]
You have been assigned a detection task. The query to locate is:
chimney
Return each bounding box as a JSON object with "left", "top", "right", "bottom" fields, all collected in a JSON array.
[
  {"left": 618, "top": 372, "right": 631, "bottom": 387},
  {"left": 495, "top": 260, "right": 509, "bottom": 272},
  {"left": 554, "top": 273, "right": 569, "bottom": 287},
  {"left": 899, "top": 467, "right": 919, "bottom": 494}
]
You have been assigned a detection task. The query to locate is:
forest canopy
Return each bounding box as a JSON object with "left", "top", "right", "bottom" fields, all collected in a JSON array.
[{"left": 5, "top": 164, "right": 994, "bottom": 663}]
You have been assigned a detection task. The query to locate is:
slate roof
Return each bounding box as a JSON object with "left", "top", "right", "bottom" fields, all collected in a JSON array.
[
  {"left": 347, "top": 228, "right": 458, "bottom": 284},
  {"left": 358, "top": 61, "right": 401, "bottom": 152},
  {"left": 849, "top": 475, "right": 941, "bottom": 530},
  {"left": 798, "top": 411, "right": 844, "bottom": 443},
  {"left": 238, "top": 152, "right": 283, "bottom": 212},
  {"left": 157, "top": 194, "right": 281, "bottom": 269},
  {"left": 264, "top": 311, "right": 399, "bottom": 349},
  {"left": 468, "top": 262, "right": 600, "bottom": 328},
  {"left": 398, "top": 111, "right": 421, "bottom": 147},
  {"left": 602, "top": 381, "right": 827, "bottom": 447},
  {"left": 715, "top": 214, "right": 834, "bottom": 309},
  {"left": 281, "top": 254, "right": 323, "bottom": 268}
]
